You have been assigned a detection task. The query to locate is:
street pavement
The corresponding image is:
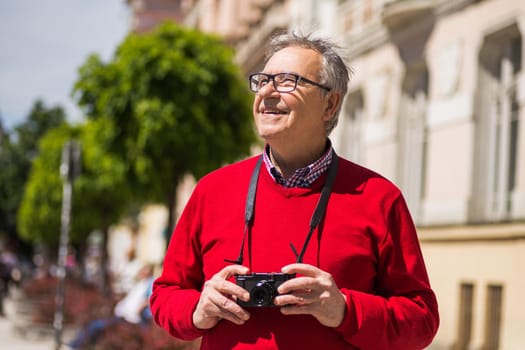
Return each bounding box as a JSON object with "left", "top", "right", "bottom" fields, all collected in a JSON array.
[
  {"left": 0, "top": 315, "right": 56, "bottom": 350},
  {"left": 0, "top": 293, "right": 73, "bottom": 350}
]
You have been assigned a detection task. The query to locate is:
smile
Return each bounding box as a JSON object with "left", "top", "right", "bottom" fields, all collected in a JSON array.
[{"left": 261, "top": 108, "right": 288, "bottom": 115}]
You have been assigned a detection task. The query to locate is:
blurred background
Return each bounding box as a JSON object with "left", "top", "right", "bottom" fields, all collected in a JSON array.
[{"left": 1, "top": 0, "right": 524, "bottom": 349}]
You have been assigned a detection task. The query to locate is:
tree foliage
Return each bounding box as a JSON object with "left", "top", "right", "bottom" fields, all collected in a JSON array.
[
  {"left": 15, "top": 100, "right": 67, "bottom": 158},
  {"left": 0, "top": 100, "right": 65, "bottom": 243},
  {"left": 17, "top": 125, "right": 76, "bottom": 244},
  {"left": 73, "top": 22, "right": 257, "bottom": 231},
  {"left": 17, "top": 120, "right": 132, "bottom": 246}
]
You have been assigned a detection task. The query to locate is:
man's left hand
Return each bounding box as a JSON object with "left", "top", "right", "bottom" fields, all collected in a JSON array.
[{"left": 273, "top": 263, "right": 346, "bottom": 328}]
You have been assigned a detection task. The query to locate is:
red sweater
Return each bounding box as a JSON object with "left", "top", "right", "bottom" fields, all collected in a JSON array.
[{"left": 151, "top": 155, "right": 439, "bottom": 349}]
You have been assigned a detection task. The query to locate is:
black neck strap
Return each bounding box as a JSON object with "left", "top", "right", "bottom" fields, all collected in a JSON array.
[
  {"left": 224, "top": 156, "right": 262, "bottom": 265},
  {"left": 225, "top": 149, "right": 339, "bottom": 266}
]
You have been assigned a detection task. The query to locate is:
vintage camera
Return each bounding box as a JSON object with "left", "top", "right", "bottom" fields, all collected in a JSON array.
[{"left": 236, "top": 272, "right": 295, "bottom": 307}]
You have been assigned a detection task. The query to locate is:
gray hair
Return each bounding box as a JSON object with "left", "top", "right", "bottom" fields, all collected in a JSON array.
[{"left": 265, "top": 31, "right": 352, "bottom": 134}]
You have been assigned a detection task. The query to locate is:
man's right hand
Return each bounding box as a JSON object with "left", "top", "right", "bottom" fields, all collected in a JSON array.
[{"left": 192, "top": 265, "right": 251, "bottom": 330}]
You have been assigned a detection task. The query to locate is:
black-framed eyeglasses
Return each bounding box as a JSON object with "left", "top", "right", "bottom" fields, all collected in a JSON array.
[{"left": 249, "top": 72, "right": 332, "bottom": 93}]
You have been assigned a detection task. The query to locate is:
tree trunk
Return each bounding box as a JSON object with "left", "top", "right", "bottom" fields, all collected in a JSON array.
[
  {"left": 165, "top": 178, "right": 180, "bottom": 250},
  {"left": 100, "top": 226, "right": 112, "bottom": 297}
]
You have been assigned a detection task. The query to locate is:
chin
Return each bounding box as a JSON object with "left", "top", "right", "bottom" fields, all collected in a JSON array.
[
  {"left": 256, "top": 125, "right": 281, "bottom": 138},
  {"left": 257, "top": 132, "right": 273, "bottom": 141}
]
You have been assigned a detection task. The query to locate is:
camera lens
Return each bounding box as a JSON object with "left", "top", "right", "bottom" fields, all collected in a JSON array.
[{"left": 251, "top": 280, "right": 277, "bottom": 307}]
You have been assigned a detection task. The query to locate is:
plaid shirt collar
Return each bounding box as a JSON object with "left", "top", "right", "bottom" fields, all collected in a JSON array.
[{"left": 262, "top": 142, "right": 333, "bottom": 188}]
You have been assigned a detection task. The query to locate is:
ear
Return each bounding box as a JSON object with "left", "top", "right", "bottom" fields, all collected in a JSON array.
[{"left": 322, "top": 91, "right": 342, "bottom": 121}]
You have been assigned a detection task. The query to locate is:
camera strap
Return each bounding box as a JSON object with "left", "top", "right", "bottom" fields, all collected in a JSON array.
[
  {"left": 292, "top": 149, "right": 339, "bottom": 263},
  {"left": 225, "top": 148, "right": 339, "bottom": 266},
  {"left": 224, "top": 156, "right": 263, "bottom": 266}
]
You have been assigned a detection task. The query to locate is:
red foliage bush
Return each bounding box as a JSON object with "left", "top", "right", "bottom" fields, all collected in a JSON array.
[
  {"left": 20, "top": 274, "right": 201, "bottom": 349},
  {"left": 91, "top": 321, "right": 200, "bottom": 350},
  {"left": 21, "top": 275, "right": 112, "bottom": 325}
]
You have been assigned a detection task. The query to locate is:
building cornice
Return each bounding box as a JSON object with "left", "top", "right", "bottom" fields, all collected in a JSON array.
[
  {"left": 234, "top": 3, "right": 289, "bottom": 73},
  {"left": 342, "top": 22, "right": 390, "bottom": 61},
  {"left": 419, "top": 222, "right": 525, "bottom": 243},
  {"left": 382, "top": 0, "right": 439, "bottom": 30}
]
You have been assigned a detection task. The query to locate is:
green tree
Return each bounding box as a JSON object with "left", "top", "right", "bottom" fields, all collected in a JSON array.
[
  {"left": 16, "top": 100, "right": 66, "bottom": 159},
  {"left": 0, "top": 118, "right": 19, "bottom": 238},
  {"left": 0, "top": 119, "right": 17, "bottom": 237},
  {"left": 0, "top": 100, "right": 65, "bottom": 245},
  {"left": 17, "top": 125, "right": 78, "bottom": 245},
  {"left": 73, "top": 22, "right": 257, "bottom": 234},
  {"left": 17, "top": 120, "right": 131, "bottom": 247},
  {"left": 18, "top": 120, "right": 133, "bottom": 292}
]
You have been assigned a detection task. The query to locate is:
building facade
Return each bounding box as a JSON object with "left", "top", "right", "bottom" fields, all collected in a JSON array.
[{"left": 127, "top": 0, "right": 525, "bottom": 348}]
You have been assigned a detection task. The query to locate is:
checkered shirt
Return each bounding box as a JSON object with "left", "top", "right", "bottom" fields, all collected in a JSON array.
[{"left": 262, "top": 143, "right": 333, "bottom": 188}]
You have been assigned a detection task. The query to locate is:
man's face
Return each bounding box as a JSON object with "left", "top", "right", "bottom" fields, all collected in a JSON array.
[{"left": 252, "top": 46, "right": 331, "bottom": 147}]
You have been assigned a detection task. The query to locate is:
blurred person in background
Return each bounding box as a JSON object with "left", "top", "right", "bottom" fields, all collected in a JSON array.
[
  {"left": 0, "top": 243, "right": 19, "bottom": 315},
  {"left": 112, "top": 248, "right": 143, "bottom": 296},
  {"left": 68, "top": 264, "right": 155, "bottom": 349}
]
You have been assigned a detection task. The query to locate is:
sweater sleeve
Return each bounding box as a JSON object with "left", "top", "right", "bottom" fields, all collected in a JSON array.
[
  {"left": 149, "top": 187, "right": 207, "bottom": 340},
  {"left": 335, "top": 195, "right": 439, "bottom": 349}
]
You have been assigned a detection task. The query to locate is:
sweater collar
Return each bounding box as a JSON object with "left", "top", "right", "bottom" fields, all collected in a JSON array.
[{"left": 262, "top": 141, "right": 333, "bottom": 188}]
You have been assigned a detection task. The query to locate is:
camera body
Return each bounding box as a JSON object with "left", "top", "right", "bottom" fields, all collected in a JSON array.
[{"left": 236, "top": 272, "right": 295, "bottom": 307}]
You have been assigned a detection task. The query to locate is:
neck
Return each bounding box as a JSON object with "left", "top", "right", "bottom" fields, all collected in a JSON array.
[{"left": 269, "top": 140, "right": 328, "bottom": 178}]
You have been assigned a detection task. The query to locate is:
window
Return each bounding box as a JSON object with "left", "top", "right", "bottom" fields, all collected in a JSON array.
[
  {"left": 341, "top": 91, "right": 365, "bottom": 163},
  {"left": 455, "top": 282, "right": 475, "bottom": 350},
  {"left": 398, "top": 65, "right": 428, "bottom": 222},
  {"left": 483, "top": 284, "right": 504, "bottom": 350},
  {"left": 472, "top": 25, "right": 522, "bottom": 222}
]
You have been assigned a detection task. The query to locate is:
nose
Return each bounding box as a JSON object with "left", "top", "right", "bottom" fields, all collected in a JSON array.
[{"left": 257, "top": 80, "right": 280, "bottom": 97}]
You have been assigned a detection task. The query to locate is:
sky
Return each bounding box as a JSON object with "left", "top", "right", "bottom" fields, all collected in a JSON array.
[{"left": 0, "top": 0, "right": 131, "bottom": 131}]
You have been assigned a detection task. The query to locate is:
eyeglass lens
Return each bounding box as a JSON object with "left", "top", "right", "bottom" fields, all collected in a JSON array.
[{"left": 250, "top": 73, "right": 297, "bottom": 92}]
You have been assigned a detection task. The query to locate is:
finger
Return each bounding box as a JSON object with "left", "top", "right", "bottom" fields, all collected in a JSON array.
[
  {"left": 274, "top": 293, "right": 313, "bottom": 306},
  {"left": 281, "top": 263, "right": 321, "bottom": 276},
  {"left": 207, "top": 265, "right": 250, "bottom": 301},
  {"left": 218, "top": 308, "right": 250, "bottom": 325},
  {"left": 280, "top": 303, "right": 313, "bottom": 316},
  {"left": 210, "top": 295, "right": 251, "bottom": 324},
  {"left": 209, "top": 277, "right": 250, "bottom": 301},
  {"left": 217, "top": 264, "right": 250, "bottom": 279},
  {"left": 277, "top": 276, "right": 318, "bottom": 294}
]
